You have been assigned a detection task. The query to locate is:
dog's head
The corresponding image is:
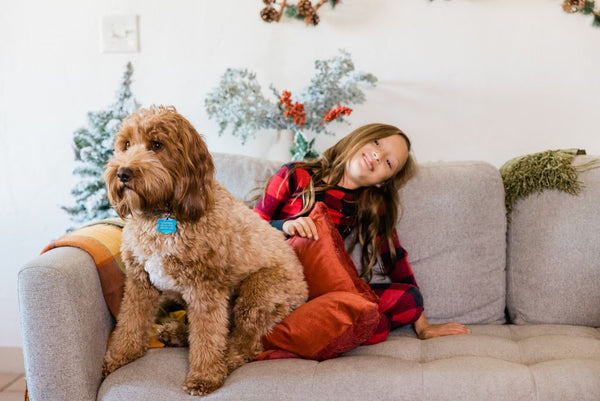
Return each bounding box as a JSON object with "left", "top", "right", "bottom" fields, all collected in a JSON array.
[{"left": 105, "top": 105, "right": 214, "bottom": 221}]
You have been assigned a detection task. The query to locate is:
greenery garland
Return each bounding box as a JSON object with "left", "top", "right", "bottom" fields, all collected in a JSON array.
[
  {"left": 261, "top": 0, "right": 600, "bottom": 29},
  {"left": 563, "top": 0, "right": 600, "bottom": 27},
  {"left": 499, "top": 149, "right": 598, "bottom": 221}
]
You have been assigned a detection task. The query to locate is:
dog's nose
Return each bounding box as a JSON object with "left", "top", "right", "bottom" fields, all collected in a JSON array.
[{"left": 117, "top": 167, "right": 133, "bottom": 183}]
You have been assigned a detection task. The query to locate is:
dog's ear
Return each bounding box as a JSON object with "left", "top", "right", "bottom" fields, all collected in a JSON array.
[{"left": 171, "top": 118, "right": 215, "bottom": 222}]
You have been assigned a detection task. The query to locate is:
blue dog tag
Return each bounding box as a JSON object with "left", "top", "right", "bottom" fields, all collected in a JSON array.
[{"left": 157, "top": 217, "right": 177, "bottom": 234}]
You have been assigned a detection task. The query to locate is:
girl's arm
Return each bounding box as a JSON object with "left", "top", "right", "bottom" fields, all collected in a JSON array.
[
  {"left": 378, "top": 225, "right": 470, "bottom": 338},
  {"left": 254, "top": 163, "right": 312, "bottom": 232},
  {"left": 381, "top": 229, "right": 470, "bottom": 338},
  {"left": 414, "top": 313, "right": 471, "bottom": 339},
  {"left": 380, "top": 229, "right": 418, "bottom": 287},
  {"left": 254, "top": 164, "right": 295, "bottom": 230}
]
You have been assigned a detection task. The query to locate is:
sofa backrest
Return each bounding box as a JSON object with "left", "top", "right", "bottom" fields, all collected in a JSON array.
[
  {"left": 214, "top": 153, "right": 508, "bottom": 326},
  {"left": 397, "top": 161, "right": 507, "bottom": 325},
  {"left": 507, "top": 155, "right": 600, "bottom": 327},
  {"left": 213, "top": 152, "right": 282, "bottom": 204}
]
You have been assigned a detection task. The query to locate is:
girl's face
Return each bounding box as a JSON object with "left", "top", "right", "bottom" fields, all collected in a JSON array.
[{"left": 341, "top": 134, "right": 410, "bottom": 190}]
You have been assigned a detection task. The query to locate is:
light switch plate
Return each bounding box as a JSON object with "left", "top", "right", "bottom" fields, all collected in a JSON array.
[{"left": 101, "top": 15, "right": 139, "bottom": 53}]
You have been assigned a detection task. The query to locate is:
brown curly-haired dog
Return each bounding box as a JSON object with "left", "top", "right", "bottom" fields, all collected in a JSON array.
[{"left": 102, "top": 106, "right": 308, "bottom": 396}]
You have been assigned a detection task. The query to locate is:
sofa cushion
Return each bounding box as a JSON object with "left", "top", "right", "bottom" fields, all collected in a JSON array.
[
  {"left": 507, "top": 155, "right": 600, "bottom": 326},
  {"left": 395, "top": 161, "right": 507, "bottom": 324},
  {"left": 213, "top": 152, "right": 282, "bottom": 205},
  {"left": 99, "top": 324, "right": 600, "bottom": 401}
]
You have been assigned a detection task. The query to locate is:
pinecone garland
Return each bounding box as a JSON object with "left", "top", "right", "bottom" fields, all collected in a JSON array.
[
  {"left": 259, "top": 0, "right": 339, "bottom": 26},
  {"left": 285, "top": 5, "right": 299, "bottom": 18},
  {"left": 581, "top": 0, "right": 596, "bottom": 14},
  {"left": 297, "top": 0, "right": 314, "bottom": 16},
  {"left": 260, "top": 6, "right": 278, "bottom": 22},
  {"left": 305, "top": 12, "right": 320, "bottom": 25},
  {"left": 562, "top": 0, "right": 586, "bottom": 12}
]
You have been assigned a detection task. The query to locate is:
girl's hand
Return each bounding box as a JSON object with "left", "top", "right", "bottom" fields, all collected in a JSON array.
[
  {"left": 282, "top": 217, "right": 319, "bottom": 240},
  {"left": 414, "top": 313, "right": 471, "bottom": 340},
  {"left": 416, "top": 322, "right": 471, "bottom": 339}
]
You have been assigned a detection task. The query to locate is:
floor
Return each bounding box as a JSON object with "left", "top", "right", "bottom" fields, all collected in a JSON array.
[{"left": 0, "top": 348, "right": 25, "bottom": 401}]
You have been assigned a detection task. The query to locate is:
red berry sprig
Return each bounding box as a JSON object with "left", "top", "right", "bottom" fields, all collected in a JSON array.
[
  {"left": 323, "top": 105, "right": 352, "bottom": 122},
  {"left": 280, "top": 90, "right": 306, "bottom": 127}
]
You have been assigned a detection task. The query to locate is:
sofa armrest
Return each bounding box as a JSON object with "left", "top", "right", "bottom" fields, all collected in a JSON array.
[{"left": 18, "top": 247, "right": 114, "bottom": 401}]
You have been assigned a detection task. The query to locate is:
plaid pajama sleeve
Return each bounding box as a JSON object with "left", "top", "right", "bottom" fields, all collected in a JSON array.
[
  {"left": 366, "top": 223, "right": 422, "bottom": 345},
  {"left": 379, "top": 226, "right": 418, "bottom": 287},
  {"left": 254, "top": 163, "right": 311, "bottom": 227}
]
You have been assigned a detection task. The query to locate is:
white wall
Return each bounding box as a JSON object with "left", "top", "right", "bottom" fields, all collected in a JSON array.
[{"left": 1, "top": 0, "right": 599, "bottom": 347}]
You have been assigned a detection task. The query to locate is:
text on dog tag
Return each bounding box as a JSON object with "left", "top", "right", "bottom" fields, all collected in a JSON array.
[{"left": 157, "top": 217, "right": 177, "bottom": 234}]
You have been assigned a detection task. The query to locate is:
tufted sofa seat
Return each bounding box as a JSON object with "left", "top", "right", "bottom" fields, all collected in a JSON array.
[{"left": 95, "top": 324, "right": 600, "bottom": 401}]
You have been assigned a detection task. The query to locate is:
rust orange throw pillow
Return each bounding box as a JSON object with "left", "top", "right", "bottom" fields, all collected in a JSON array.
[
  {"left": 286, "top": 202, "right": 378, "bottom": 303},
  {"left": 258, "top": 202, "right": 380, "bottom": 361},
  {"left": 260, "top": 292, "right": 379, "bottom": 360}
]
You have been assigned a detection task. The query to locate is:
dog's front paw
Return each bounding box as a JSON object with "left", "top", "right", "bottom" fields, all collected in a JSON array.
[
  {"left": 225, "top": 346, "right": 253, "bottom": 374},
  {"left": 183, "top": 374, "right": 224, "bottom": 396},
  {"left": 102, "top": 357, "right": 121, "bottom": 379},
  {"left": 102, "top": 348, "right": 145, "bottom": 379},
  {"left": 225, "top": 353, "right": 244, "bottom": 375}
]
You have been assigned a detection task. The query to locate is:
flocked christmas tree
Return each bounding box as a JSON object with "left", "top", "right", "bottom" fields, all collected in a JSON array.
[{"left": 62, "top": 62, "right": 140, "bottom": 224}]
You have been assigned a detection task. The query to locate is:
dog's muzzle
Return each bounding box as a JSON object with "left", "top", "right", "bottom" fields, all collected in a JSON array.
[{"left": 117, "top": 167, "right": 134, "bottom": 183}]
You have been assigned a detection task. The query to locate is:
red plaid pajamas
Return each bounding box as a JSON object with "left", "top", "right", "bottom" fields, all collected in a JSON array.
[
  {"left": 254, "top": 163, "right": 424, "bottom": 343},
  {"left": 364, "top": 283, "right": 424, "bottom": 344}
]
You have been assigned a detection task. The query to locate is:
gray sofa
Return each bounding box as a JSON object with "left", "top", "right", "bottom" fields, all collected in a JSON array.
[{"left": 19, "top": 152, "right": 600, "bottom": 401}]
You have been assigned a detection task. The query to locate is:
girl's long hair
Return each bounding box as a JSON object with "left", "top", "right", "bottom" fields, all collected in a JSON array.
[{"left": 267, "top": 123, "right": 417, "bottom": 281}]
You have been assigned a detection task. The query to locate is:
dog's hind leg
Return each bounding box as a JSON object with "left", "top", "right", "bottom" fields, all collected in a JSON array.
[
  {"left": 182, "top": 284, "right": 230, "bottom": 396},
  {"left": 156, "top": 320, "right": 189, "bottom": 347},
  {"left": 226, "top": 265, "right": 305, "bottom": 373},
  {"left": 155, "top": 295, "right": 189, "bottom": 347},
  {"left": 102, "top": 258, "right": 160, "bottom": 377}
]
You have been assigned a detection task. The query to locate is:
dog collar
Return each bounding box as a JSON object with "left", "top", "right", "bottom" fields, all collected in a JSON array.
[{"left": 156, "top": 205, "right": 177, "bottom": 234}]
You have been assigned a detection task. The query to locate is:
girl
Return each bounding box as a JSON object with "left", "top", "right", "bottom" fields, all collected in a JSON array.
[{"left": 254, "top": 123, "right": 470, "bottom": 342}]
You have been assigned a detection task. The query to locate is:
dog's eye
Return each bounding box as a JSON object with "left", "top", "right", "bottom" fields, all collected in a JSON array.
[
  {"left": 124, "top": 141, "right": 130, "bottom": 151},
  {"left": 151, "top": 141, "right": 163, "bottom": 151}
]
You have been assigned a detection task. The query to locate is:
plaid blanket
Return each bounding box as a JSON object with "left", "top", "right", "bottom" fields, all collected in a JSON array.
[
  {"left": 41, "top": 218, "right": 126, "bottom": 318},
  {"left": 40, "top": 218, "right": 171, "bottom": 349}
]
